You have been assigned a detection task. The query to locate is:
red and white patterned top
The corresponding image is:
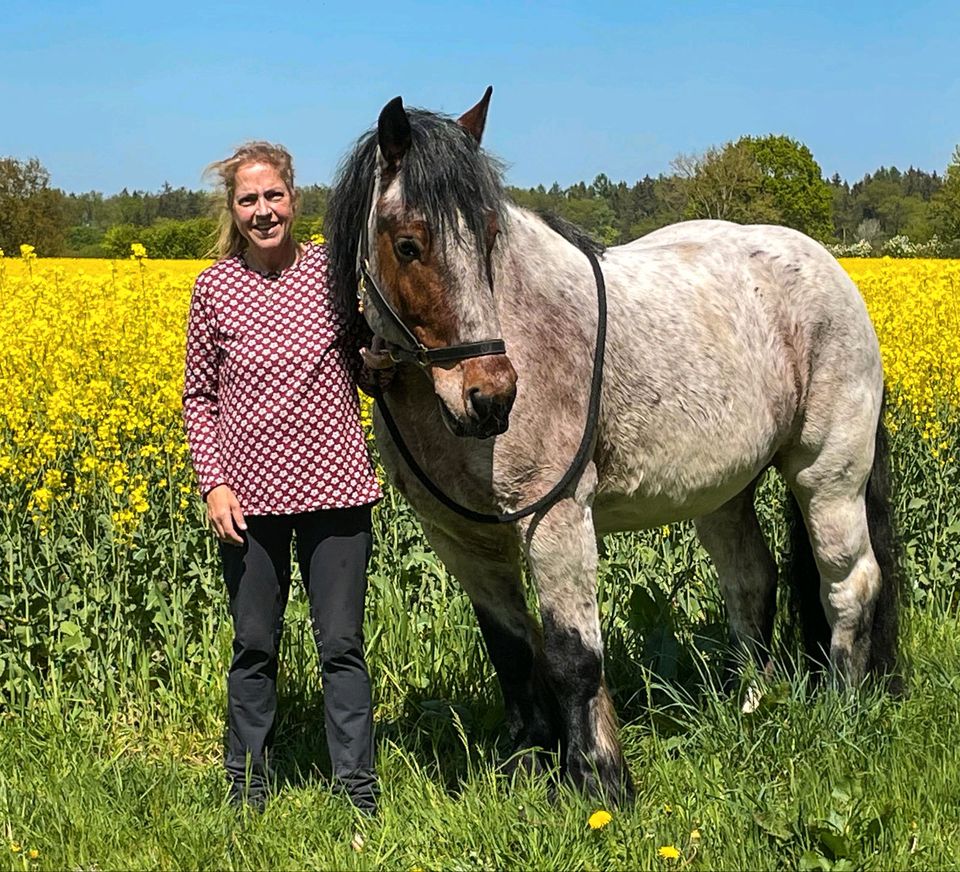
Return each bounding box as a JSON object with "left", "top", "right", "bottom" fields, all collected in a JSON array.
[{"left": 182, "top": 243, "right": 382, "bottom": 515}]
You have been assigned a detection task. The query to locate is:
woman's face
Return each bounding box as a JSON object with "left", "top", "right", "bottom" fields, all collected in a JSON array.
[{"left": 231, "top": 161, "right": 295, "bottom": 256}]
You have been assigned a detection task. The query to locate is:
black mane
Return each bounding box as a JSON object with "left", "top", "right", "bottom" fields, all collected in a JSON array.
[
  {"left": 326, "top": 108, "right": 508, "bottom": 315},
  {"left": 535, "top": 210, "right": 606, "bottom": 258}
]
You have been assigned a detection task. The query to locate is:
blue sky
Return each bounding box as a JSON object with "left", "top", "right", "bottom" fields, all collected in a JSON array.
[{"left": 3, "top": 0, "right": 957, "bottom": 193}]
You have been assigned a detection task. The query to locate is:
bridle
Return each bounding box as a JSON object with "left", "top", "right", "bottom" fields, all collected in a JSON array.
[
  {"left": 355, "top": 184, "right": 608, "bottom": 526},
  {"left": 355, "top": 185, "right": 506, "bottom": 367}
]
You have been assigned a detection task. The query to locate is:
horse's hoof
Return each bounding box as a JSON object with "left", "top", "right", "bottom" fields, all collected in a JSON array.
[
  {"left": 567, "top": 756, "right": 636, "bottom": 807},
  {"left": 497, "top": 747, "right": 547, "bottom": 777}
]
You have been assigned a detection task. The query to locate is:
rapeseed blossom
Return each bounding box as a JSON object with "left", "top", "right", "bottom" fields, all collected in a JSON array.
[
  {"left": 842, "top": 258, "right": 960, "bottom": 456},
  {"left": 0, "top": 255, "right": 956, "bottom": 543}
]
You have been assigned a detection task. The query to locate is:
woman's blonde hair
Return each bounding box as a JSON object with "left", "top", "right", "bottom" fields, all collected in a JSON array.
[{"left": 205, "top": 141, "right": 300, "bottom": 259}]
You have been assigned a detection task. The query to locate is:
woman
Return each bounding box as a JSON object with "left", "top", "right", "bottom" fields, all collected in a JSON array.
[{"left": 182, "top": 141, "right": 382, "bottom": 814}]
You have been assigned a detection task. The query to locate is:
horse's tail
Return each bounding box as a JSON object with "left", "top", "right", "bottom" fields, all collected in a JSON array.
[
  {"left": 784, "top": 392, "right": 904, "bottom": 692},
  {"left": 784, "top": 492, "right": 831, "bottom": 670},
  {"left": 863, "top": 395, "right": 905, "bottom": 693}
]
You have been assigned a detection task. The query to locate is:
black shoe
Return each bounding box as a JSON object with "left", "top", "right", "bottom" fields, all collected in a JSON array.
[
  {"left": 228, "top": 775, "right": 269, "bottom": 812},
  {"left": 334, "top": 768, "right": 380, "bottom": 817}
]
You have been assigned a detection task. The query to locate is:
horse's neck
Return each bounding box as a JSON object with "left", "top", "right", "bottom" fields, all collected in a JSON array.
[{"left": 496, "top": 206, "right": 594, "bottom": 309}]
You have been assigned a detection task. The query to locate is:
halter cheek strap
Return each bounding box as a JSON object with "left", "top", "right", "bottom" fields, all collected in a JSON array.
[
  {"left": 355, "top": 191, "right": 507, "bottom": 367},
  {"left": 356, "top": 255, "right": 507, "bottom": 366}
]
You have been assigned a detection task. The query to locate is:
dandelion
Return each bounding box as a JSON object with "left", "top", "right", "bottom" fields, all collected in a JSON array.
[
  {"left": 657, "top": 845, "right": 681, "bottom": 860},
  {"left": 28, "top": 849, "right": 39, "bottom": 859},
  {"left": 588, "top": 809, "right": 612, "bottom": 830}
]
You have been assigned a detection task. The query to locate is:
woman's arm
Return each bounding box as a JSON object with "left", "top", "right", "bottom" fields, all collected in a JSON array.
[{"left": 182, "top": 282, "right": 247, "bottom": 544}]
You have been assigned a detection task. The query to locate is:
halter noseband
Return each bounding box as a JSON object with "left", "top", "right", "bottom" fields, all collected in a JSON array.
[{"left": 355, "top": 188, "right": 507, "bottom": 368}]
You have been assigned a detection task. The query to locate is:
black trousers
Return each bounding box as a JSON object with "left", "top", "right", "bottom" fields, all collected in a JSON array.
[{"left": 219, "top": 504, "right": 374, "bottom": 787}]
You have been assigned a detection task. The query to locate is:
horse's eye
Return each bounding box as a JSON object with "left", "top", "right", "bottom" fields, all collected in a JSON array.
[{"left": 394, "top": 237, "right": 422, "bottom": 262}]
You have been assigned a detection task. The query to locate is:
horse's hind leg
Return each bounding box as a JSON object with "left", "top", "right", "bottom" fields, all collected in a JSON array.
[
  {"left": 419, "top": 521, "right": 562, "bottom": 769},
  {"left": 781, "top": 395, "right": 884, "bottom": 686},
  {"left": 694, "top": 482, "right": 778, "bottom": 688},
  {"left": 523, "top": 490, "right": 634, "bottom": 805}
]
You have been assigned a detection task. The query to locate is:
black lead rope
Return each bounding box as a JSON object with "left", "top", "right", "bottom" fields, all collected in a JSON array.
[{"left": 371, "top": 243, "right": 607, "bottom": 525}]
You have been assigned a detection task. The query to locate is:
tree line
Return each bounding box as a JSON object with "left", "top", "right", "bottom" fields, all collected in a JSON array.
[{"left": 3, "top": 135, "right": 960, "bottom": 258}]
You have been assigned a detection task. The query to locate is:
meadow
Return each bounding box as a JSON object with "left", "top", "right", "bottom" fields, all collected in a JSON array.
[{"left": 1, "top": 252, "right": 959, "bottom": 870}]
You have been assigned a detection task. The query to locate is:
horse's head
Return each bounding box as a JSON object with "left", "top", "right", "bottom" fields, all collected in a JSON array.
[{"left": 330, "top": 88, "right": 517, "bottom": 440}]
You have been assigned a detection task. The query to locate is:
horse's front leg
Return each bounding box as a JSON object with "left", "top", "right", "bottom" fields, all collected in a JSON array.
[
  {"left": 419, "top": 521, "right": 562, "bottom": 771},
  {"left": 523, "top": 490, "right": 635, "bottom": 805}
]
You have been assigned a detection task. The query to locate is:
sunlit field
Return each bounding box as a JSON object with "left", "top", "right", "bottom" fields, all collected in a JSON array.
[{"left": 1, "top": 253, "right": 959, "bottom": 869}]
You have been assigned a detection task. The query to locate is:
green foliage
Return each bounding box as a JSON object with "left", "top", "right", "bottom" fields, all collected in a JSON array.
[
  {"left": 834, "top": 166, "right": 941, "bottom": 246},
  {"left": 141, "top": 217, "right": 218, "bottom": 259},
  {"left": 0, "top": 156, "right": 67, "bottom": 255},
  {"left": 100, "top": 218, "right": 217, "bottom": 259},
  {"left": 100, "top": 222, "right": 142, "bottom": 258},
  {"left": 737, "top": 135, "right": 834, "bottom": 240},
  {"left": 672, "top": 142, "right": 781, "bottom": 225},
  {"left": 5, "top": 148, "right": 960, "bottom": 257},
  {"left": 930, "top": 145, "right": 960, "bottom": 241}
]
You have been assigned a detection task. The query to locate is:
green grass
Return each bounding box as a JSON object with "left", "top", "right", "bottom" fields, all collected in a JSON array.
[
  {"left": 3, "top": 406, "right": 960, "bottom": 869},
  {"left": 2, "top": 588, "right": 960, "bottom": 870}
]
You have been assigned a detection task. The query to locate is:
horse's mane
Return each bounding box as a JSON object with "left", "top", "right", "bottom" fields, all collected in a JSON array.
[
  {"left": 326, "top": 108, "right": 507, "bottom": 314},
  {"left": 534, "top": 210, "right": 606, "bottom": 258}
]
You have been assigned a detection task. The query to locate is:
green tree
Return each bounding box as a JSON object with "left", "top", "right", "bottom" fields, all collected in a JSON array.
[
  {"left": 671, "top": 142, "right": 780, "bottom": 225},
  {"left": 737, "top": 135, "right": 833, "bottom": 240},
  {"left": 100, "top": 223, "right": 142, "bottom": 257},
  {"left": 143, "top": 218, "right": 217, "bottom": 258},
  {"left": 931, "top": 146, "right": 960, "bottom": 241},
  {"left": 0, "top": 157, "right": 67, "bottom": 255}
]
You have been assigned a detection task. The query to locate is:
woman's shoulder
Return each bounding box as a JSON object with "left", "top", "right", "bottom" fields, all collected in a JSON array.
[
  {"left": 197, "top": 254, "right": 244, "bottom": 281},
  {"left": 299, "top": 240, "right": 328, "bottom": 268},
  {"left": 193, "top": 255, "right": 246, "bottom": 295}
]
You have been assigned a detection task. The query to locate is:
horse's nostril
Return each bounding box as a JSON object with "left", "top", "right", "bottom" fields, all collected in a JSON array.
[{"left": 468, "top": 387, "right": 494, "bottom": 422}]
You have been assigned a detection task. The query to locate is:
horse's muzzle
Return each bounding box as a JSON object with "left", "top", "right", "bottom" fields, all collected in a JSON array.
[{"left": 458, "top": 355, "right": 518, "bottom": 439}]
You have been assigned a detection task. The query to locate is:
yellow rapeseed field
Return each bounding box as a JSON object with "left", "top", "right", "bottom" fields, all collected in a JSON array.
[
  {"left": 0, "top": 252, "right": 957, "bottom": 538},
  {"left": 842, "top": 258, "right": 960, "bottom": 451}
]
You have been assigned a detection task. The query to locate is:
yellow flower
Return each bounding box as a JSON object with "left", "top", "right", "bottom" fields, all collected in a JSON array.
[
  {"left": 690, "top": 828, "right": 701, "bottom": 842},
  {"left": 657, "top": 845, "right": 681, "bottom": 860},
  {"left": 19, "top": 243, "right": 37, "bottom": 259},
  {"left": 130, "top": 242, "right": 148, "bottom": 260},
  {"left": 311, "top": 232, "right": 326, "bottom": 245},
  {"left": 588, "top": 809, "right": 612, "bottom": 830},
  {"left": 10, "top": 842, "right": 21, "bottom": 852},
  {"left": 28, "top": 848, "right": 39, "bottom": 859}
]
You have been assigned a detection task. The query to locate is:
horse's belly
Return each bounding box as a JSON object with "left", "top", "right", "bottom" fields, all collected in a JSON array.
[
  {"left": 592, "top": 463, "right": 762, "bottom": 534},
  {"left": 592, "top": 409, "right": 782, "bottom": 534}
]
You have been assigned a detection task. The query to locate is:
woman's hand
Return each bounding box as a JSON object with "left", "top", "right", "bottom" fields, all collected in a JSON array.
[
  {"left": 358, "top": 344, "right": 396, "bottom": 394},
  {"left": 206, "top": 484, "right": 247, "bottom": 545}
]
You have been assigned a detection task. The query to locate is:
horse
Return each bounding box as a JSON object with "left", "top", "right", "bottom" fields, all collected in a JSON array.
[{"left": 326, "top": 88, "right": 902, "bottom": 805}]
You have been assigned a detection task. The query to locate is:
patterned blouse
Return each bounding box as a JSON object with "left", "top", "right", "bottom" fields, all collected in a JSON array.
[{"left": 182, "top": 242, "right": 382, "bottom": 515}]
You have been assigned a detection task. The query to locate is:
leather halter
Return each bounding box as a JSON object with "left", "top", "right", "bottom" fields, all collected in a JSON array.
[{"left": 355, "top": 193, "right": 506, "bottom": 367}]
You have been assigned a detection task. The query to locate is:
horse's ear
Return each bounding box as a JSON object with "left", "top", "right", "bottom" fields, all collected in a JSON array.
[
  {"left": 378, "top": 96, "right": 412, "bottom": 168},
  {"left": 457, "top": 86, "right": 493, "bottom": 144}
]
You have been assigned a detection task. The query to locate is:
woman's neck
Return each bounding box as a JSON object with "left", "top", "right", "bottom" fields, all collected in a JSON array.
[{"left": 242, "top": 238, "right": 300, "bottom": 275}]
